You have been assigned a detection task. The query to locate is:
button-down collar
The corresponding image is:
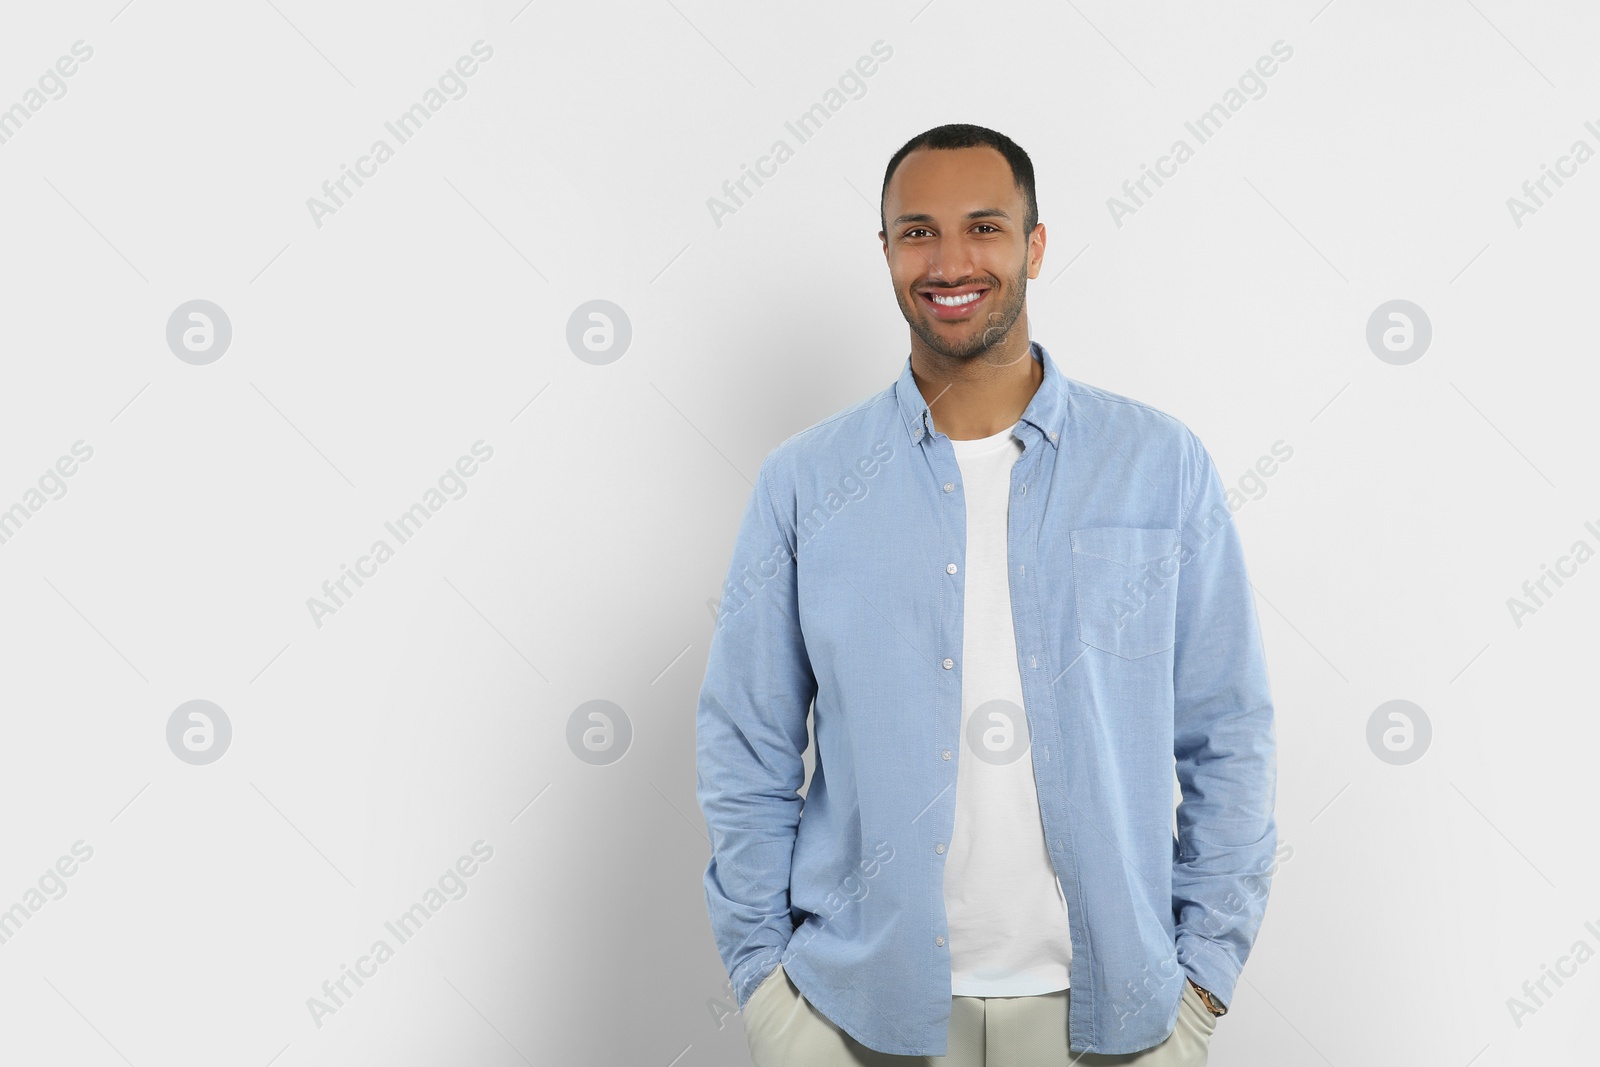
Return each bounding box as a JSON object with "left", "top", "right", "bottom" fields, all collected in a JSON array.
[{"left": 894, "top": 339, "right": 1066, "bottom": 450}]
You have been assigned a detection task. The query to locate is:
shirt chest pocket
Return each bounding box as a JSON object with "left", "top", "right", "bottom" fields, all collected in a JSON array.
[{"left": 1069, "top": 526, "right": 1181, "bottom": 659}]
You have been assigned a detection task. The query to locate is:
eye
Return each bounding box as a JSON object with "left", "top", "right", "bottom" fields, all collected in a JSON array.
[
  {"left": 904, "top": 227, "right": 932, "bottom": 239},
  {"left": 973, "top": 223, "right": 1000, "bottom": 234}
]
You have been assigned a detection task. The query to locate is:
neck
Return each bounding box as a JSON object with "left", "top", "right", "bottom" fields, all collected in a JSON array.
[{"left": 910, "top": 323, "right": 1041, "bottom": 441}]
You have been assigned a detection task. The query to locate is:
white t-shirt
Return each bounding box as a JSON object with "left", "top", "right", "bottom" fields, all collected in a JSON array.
[{"left": 943, "top": 421, "right": 1074, "bottom": 997}]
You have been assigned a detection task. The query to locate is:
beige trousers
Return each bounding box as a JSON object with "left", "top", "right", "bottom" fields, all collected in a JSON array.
[{"left": 744, "top": 964, "right": 1215, "bottom": 1066}]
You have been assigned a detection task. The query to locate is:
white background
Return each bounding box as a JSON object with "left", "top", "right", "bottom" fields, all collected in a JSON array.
[{"left": 1, "top": 1, "right": 1596, "bottom": 1064}]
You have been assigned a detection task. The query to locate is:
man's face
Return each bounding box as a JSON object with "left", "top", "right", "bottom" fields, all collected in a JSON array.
[{"left": 880, "top": 146, "right": 1044, "bottom": 360}]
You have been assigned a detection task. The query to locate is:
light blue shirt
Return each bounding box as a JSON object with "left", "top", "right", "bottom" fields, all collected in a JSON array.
[{"left": 695, "top": 340, "right": 1278, "bottom": 1055}]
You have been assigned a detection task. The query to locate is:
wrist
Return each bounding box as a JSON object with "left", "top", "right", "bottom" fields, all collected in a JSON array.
[{"left": 1187, "top": 977, "right": 1227, "bottom": 1017}]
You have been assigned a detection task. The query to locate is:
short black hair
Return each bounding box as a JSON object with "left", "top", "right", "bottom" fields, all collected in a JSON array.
[{"left": 880, "top": 123, "right": 1038, "bottom": 237}]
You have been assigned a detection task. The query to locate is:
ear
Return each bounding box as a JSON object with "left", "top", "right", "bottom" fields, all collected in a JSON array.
[{"left": 1026, "top": 223, "right": 1046, "bottom": 280}]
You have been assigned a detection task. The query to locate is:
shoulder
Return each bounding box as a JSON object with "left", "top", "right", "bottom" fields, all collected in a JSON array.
[
  {"left": 1062, "top": 373, "right": 1213, "bottom": 470},
  {"left": 1058, "top": 375, "right": 1223, "bottom": 529},
  {"left": 1061, "top": 374, "right": 1199, "bottom": 447},
  {"left": 756, "top": 386, "right": 901, "bottom": 498}
]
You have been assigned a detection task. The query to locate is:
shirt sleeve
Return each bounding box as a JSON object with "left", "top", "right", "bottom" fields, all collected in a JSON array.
[
  {"left": 695, "top": 456, "right": 817, "bottom": 1012},
  {"left": 1169, "top": 435, "right": 1280, "bottom": 1011}
]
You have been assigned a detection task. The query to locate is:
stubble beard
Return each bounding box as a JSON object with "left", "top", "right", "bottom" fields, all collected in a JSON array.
[{"left": 899, "top": 257, "right": 1029, "bottom": 362}]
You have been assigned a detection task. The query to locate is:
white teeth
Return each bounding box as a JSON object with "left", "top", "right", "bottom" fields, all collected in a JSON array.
[{"left": 929, "top": 291, "right": 982, "bottom": 307}]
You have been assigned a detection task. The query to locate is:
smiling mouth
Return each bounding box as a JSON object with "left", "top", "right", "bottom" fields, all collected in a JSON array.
[{"left": 917, "top": 286, "right": 990, "bottom": 320}]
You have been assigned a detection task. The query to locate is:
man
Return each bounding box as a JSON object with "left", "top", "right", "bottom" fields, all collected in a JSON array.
[{"left": 696, "top": 123, "right": 1278, "bottom": 1064}]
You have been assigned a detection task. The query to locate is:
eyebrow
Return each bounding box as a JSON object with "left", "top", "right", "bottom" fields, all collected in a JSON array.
[{"left": 890, "top": 208, "right": 1012, "bottom": 227}]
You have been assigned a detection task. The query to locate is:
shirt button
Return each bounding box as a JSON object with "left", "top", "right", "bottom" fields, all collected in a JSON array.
[
  {"left": 946, "top": 563, "right": 957, "bottom": 574},
  {"left": 943, "top": 482, "right": 955, "bottom": 493},
  {"left": 1020, "top": 484, "right": 1027, "bottom": 495},
  {"left": 1030, "top": 655, "right": 1037, "bottom": 668},
  {"left": 1049, "top": 431, "right": 1058, "bottom": 441},
  {"left": 942, "top": 749, "right": 952, "bottom": 760},
  {"left": 935, "top": 842, "right": 945, "bottom": 854},
  {"left": 936, "top": 935, "right": 946, "bottom": 947},
  {"left": 942, "top": 658, "right": 954, "bottom": 670}
]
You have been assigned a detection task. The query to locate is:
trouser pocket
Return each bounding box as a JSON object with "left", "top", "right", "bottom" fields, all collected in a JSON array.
[
  {"left": 744, "top": 963, "right": 793, "bottom": 1059},
  {"left": 1179, "top": 980, "right": 1218, "bottom": 1038}
]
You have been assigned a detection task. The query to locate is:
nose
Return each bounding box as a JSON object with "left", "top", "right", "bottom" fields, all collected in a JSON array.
[{"left": 920, "top": 235, "right": 976, "bottom": 284}]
